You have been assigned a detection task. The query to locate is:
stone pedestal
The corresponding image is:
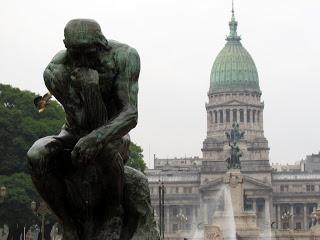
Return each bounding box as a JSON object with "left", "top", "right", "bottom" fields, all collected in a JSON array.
[
  {"left": 211, "top": 169, "right": 260, "bottom": 239},
  {"left": 223, "top": 169, "right": 244, "bottom": 215},
  {"left": 204, "top": 225, "right": 223, "bottom": 240}
]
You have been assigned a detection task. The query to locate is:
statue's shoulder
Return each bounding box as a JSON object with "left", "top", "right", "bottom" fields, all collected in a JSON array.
[
  {"left": 50, "top": 50, "right": 68, "bottom": 65},
  {"left": 107, "top": 40, "right": 140, "bottom": 68},
  {"left": 43, "top": 50, "right": 69, "bottom": 91}
]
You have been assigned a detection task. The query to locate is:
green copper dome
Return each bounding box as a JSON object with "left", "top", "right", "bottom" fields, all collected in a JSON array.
[{"left": 210, "top": 10, "right": 260, "bottom": 93}]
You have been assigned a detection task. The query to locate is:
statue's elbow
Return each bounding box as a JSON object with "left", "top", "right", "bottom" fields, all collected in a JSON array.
[{"left": 131, "top": 112, "right": 138, "bottom": 128}]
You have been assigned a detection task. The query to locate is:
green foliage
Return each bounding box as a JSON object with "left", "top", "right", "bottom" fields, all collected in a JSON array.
[
  {"left": 0, "top": 84, "right": 65, "bottom": 175},
  {"left": 0, "top": 173, "right": 39, "bottom": 226},
  {"left": 0, "top": 83, "right": 146, "bottom": 226},
  {"left": 127, "top": 142, "right": 146, "bottom": 172}
]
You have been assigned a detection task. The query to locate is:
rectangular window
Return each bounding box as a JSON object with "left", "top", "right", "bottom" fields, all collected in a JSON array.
[
  {"left": 214, "top": 111, "right": 218, "bottom": 123},
  {"left": 280, "top": 185, "right": 288, "bottom": 192},
  {"left": 172, "top": 224, "right": 178, "bottom": 232},
  {"left": 280, "top": 185, "right": 284, "bottom": 192},
  {"left": 186, "top": 207, "right": 191, "bottom": 216},
  {"left": 226, "top": 109, "right": 230, "bottom": 122},
  {"left": 175, "top": 187, "right": 179, "bottom": 194},
  {"left": 295, "top": 206, "right": 301, "bottom": 215},
  {"left": 308, "top": 206, "right": 314, "bottom": 214},
  {"left": 240, "top": 109, "right": 244, "bottom": 122},
  {"left": 296, "top": 222, "right": 302, "bottom": 230},
  {"left": 247, "top": 109, "right": 251, "bottom": 122},
  {"left": 183, "top": 187, "right": 187, "bottom": 194},
  {"left": 233, "top": 109, "right": 237, "bottom": 122},
  {"left": 172, "top": 207, "right": 178, "bottom": 216},
  {"left": 307, "top": 185, "right": 315, "bottom": 192},
  {"left": 253, "top": 110, "right": 256, "bottom": 123},
  {"left": 219, "top": 110, "right": 223, "bottom": 123}
]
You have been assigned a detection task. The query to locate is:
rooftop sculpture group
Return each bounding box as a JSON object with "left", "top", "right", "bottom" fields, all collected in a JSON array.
[{"left": 27, "top": 19, "right": 159, "bottom": 240}]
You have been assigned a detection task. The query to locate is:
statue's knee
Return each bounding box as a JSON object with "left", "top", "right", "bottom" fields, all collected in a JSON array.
[{"left": 27, "top": 137, "right": 62, "bottom": 174}]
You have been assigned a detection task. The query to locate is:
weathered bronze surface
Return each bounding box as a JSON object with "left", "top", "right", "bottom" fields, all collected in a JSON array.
[
  {"left": 27, "top": 19, "right": 159, "bottom": 240},
  {"left": 225, "top": 122, "right": 245, "bottom": 169}
]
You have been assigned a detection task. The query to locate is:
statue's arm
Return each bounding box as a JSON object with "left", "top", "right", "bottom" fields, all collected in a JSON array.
[
  {"left": 43, "top": 51, "right": 73, "bottom": 135},
  {"left": 43, "top": 51, "right": 68, "bottom": 106},
  {"left": 93, "top": 46, "right": 140, "bottom": 143}
]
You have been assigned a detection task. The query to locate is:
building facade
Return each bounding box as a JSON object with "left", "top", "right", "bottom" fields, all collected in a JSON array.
[{"left": 145, "top": 7, "right": 320, "bottom": 240}]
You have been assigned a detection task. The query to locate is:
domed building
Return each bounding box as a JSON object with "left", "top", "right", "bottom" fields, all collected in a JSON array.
[
  {"left": 202, "top": 7, "right": 269, "bottom": 165},
  {"left": 201, "top": 6, "right": 273, "bottom": 232},
  {"left": 145, "top": 5, "right": 320, "bottom": 240}
]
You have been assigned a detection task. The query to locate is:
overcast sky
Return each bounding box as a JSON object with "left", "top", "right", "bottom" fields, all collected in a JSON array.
[{"left": 1, "top": 0, "right": 320, "bottom": 168}]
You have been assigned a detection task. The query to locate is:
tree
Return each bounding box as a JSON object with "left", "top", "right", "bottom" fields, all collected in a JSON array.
[
  {"left": 127, "top": 142, "right": 146, "bottom": 172},
  {"left": 0, "top": 84, "right": 65, "bottom": 175},
  {"left": 0, "top": 173, "right": 39, "bottom": 227},
  {"left": 0, "top": 84, "right": 146, "bottom": 227}
]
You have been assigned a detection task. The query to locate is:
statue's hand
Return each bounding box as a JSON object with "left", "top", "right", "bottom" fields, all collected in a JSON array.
[{"left": 71, "top": 134, "right": 103, "bottom": 166}]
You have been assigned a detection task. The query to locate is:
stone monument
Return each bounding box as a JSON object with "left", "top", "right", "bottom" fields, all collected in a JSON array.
[
  {"left": 27, "top": 19, "right": 159, "bottom": 240},
  {"left": 208, "top": 123, "right": 259, "bottom": 239}
]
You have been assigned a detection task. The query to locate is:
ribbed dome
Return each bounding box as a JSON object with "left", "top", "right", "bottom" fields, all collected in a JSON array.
[{"left": 210, "top": 11, "right": 260, "bottom": 93}]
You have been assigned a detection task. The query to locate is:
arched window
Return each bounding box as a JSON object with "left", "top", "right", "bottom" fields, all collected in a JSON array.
[
  {"left": 233, "top": 109, "right": 237, "bottom": 122},
  {"left": 247, "top": 109, "right": 251, "bottom": 122},
  {"left": 219, "top": 110, "right": 223, "bottom": 123},
  {"left": 226, "top": 109, "right": 230, "bottom": 122},
  {"left": 240, "top": 109, "right": 244, "bottom": 122}
]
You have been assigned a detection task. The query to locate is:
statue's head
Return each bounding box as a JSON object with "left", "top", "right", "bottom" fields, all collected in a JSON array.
[{"left": 63, "top": 19, "right": 109, "bottom": 51}]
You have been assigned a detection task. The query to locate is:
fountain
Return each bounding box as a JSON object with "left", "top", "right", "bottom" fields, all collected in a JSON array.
[{"left": 204, "top": 123, "right": 260, "bottom": 239}]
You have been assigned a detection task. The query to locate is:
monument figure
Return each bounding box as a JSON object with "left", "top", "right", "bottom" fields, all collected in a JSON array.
[
  {"left": 225, "top": 122, "right": 245, "bottom": 169},
  {"left": 27, "top": 19, "right": 159, "bottom": 240}
]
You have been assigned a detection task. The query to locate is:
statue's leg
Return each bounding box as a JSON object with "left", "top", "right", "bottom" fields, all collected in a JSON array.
[
  {"left": 27, "top": 136, "right": 79, "bottom": 240},
  {"left": 94, "top": 136, "right": 129, "bottom": 240}
]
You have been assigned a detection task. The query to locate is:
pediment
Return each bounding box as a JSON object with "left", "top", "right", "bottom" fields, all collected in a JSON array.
[
  {"left": 200, "top": 175, "right": 272, "bottom": 192},
  {"left": 199, "top": 177, "right": 224, "bottom": 191},
  {"left": 243, "top": 175, "right": 272, "bottom": 191},
  {"left": 222, "top": 99, "right": 248, "bottom": 106}
]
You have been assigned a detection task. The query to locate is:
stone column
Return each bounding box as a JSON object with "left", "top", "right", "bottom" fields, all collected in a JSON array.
[
  {"left": 244, "top": 108, "right": 247, "bottom": 124},
  {"left": 304, "top": 204, "right": 308, "bottom": 230},
  {"left": 253, "top": 199, "right": 257, "bottom": 214},
  {"left": 260, "top": 109, "right": 264, "bottom": 130},
  {"left": 204, "top": 201, "right": 208, "bottom": 224},
  {"left": 237, "top": 108, "right": 239, "bottom": 123},
  {"left": 166, "top": 206, "right": 170, "bottom": 233},
  {"left": 265, "top": 198, "right": 270, "bottom": 225},
  {"left": 277, "top": 205, "right": 281, "bottom": 229},
  {"left": 199, "top": 195, "right": 204, "bottom": 224},
  {"left": 192, "top": 206, "right": 196, "bottom": 230},
  {"left": 290, "top": 204, "right": 294, "bottom": 229}
]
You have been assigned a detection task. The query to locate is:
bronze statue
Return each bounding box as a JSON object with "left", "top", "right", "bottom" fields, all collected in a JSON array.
[
  {"left": 27, "top": 19, "right": 159, "bottom": 240},
  {"left": 225, "top": 122, "right": 245, "bottom": 169}
]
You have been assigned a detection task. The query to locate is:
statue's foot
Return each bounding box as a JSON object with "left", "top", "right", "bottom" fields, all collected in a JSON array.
[{"left": 96, "top": 217, "right": 122, "bottom": 240}]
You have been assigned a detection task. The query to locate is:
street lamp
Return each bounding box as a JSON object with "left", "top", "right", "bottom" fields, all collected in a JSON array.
[
  {"left": 158, "top": 180, "right": 165, "bottom": 239},
  {"left": 31, "top": 200, "right": 50, "bottom": 240},
  {"left": 0, "top": 186, "right": 6, "bottom": 203}
]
